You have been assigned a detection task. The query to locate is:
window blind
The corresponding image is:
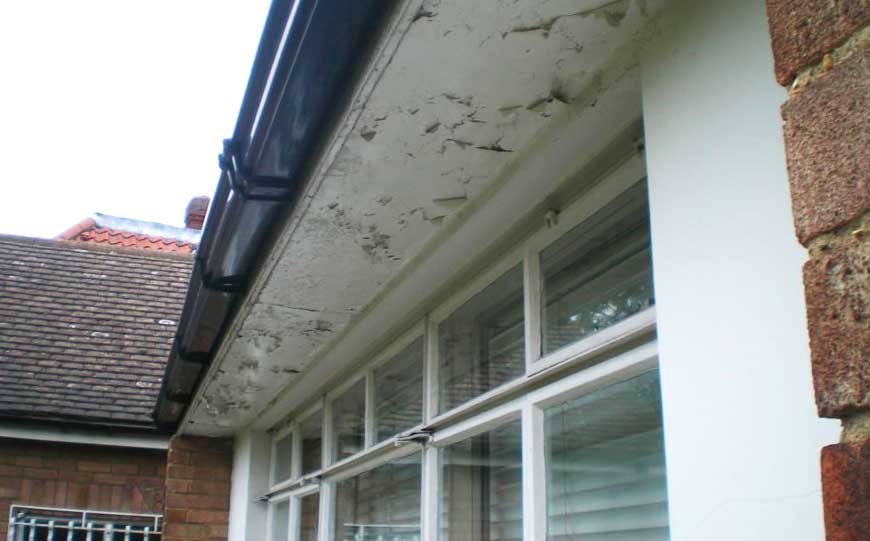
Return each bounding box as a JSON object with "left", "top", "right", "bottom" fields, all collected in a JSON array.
[
  {"left": 440, "top": 420, "right": 523, "bottom": 541},
  {"left": 545, "top": 371, "right": 669, "bottom": 541},
  {"left": 334, "top": 453, "right": 422, "bottom": 541}
]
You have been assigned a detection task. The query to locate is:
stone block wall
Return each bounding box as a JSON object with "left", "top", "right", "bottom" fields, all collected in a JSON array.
[
  {"left": 0, "top": 437, "right": 166, "bottom": 539},
  {"left": 766, "top": 2, "right": 870, "bottom": 539},
  {"left": 163, "top": 436, "right": 233, "bottom": 541}
]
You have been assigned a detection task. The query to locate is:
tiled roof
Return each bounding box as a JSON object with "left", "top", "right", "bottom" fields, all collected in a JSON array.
[
  {"left": 0, "top": 235, "right": 193, "bottom": 430},
  {"left": 58, "top": 215, "right": 201, "bottom": 253}
]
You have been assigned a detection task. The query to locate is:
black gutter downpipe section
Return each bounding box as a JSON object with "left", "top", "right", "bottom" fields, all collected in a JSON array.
[{"left": 154, "top": 0, "right": 398, "bottom": 428}]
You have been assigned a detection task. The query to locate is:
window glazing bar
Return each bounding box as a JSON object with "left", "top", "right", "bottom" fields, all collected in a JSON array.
[{"left": 522, "top": 404, "right": 547, "bottom": 541}]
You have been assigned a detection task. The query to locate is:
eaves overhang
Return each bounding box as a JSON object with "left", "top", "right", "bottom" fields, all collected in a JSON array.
[
  {"left": 154, "top": 0, "right": 399, "bottom": 428},
  {"left": 173, "top": 0, "right": 665, "bottom": 436}
]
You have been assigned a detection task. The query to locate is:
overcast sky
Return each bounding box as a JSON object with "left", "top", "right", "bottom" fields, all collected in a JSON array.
[{"left": 0, "top": 1, "right": 270, "bottom": 238}]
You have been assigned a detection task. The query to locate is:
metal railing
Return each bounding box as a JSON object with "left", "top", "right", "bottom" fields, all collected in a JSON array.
[
  {"left": 8, "top": 506, "right": 162, "bottom": 541},
  {"left": 339, "top": 523, "right": 420, "bottom": 541}
]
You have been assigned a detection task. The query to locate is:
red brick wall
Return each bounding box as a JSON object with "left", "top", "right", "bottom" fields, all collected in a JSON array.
[
  {"left": 163, "top": 436, "right": 233, "bottom": 541},
  {"left": 766, "top": 2, "right": 870, "bottom": 540},
  {"left": 0, "top": 437, "right": 166, "bottom": 539}
]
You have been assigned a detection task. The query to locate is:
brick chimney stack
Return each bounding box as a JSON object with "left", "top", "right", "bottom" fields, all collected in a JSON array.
[{"left": 185, "top": 196, "right": 210, "bottom": 230}]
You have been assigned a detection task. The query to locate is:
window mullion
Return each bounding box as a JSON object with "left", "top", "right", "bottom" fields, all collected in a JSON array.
[
  {"left": 522, "top": 403, "right": 547, "bottom": 541},
  {"left": 265, "top": 501, "right": 275, "bottom": 541},
  {"left": 316, "top": 482, "right": 334, "bottom": 541},
  {"left": 290, "top": 423, "right": 301, "bottom": 480},
  {"left": 364, "top": 369, "right": 375, "bottom": 448},
  {"left": 269, "top": 438, "right": 279, "bottom": 487},
  {"left": 420, "top": 445, "right": 439, "bottom": 541},
  {"left": 423, "top": 315, "right": 439, "bottom": 422},
  {"left": 287, "top": 495, "right": 300, "bottom": 541},
  {"left": 321, "top": 396, "right": 333, "bottom": 468},
  {"left": 524, "top": 243, "right": 543, "bottom": 371}
]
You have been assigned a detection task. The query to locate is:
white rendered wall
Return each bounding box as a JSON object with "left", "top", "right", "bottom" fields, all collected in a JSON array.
[
  {"left": 229, "top": 430, "right": 270, "bottom": 541},
  {"left": 642, "top": 1, "right": 840, "bottom": 539}
]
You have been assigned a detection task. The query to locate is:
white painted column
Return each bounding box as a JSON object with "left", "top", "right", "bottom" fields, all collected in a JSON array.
[
  {"left": 229, "top": 429, "right": 271, "bottom": 541},
  {"left": 641, "top": 1, "right": 841, "bottom": 539}
]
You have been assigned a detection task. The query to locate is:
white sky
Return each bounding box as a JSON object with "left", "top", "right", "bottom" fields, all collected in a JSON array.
[{"left": 0, "top": 1, "right": 270, "bottom": 238}]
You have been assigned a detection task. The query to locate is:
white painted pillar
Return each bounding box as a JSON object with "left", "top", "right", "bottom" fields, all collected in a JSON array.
[
  {"left": 641, "top": 1, "right": 840, "bottom": 540},
  {"left": 229, "top": 429, "right": 271, "bottom": 541}
]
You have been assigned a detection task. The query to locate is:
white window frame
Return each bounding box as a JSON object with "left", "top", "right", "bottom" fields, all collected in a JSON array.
[
  {"left": 297, "top": 401, "right": 326, "bottom": 482},
  {"left": 424, "top": 341, "right": 658, "bottom": 541},
  {"left": 368, "top": 322, "right": 426, "bottom": 443},
  {"left": 265, "top": 491, "right": 293, "bottom": 541},
  {"left": 267, "top": 484, "right": 322, "bottom": 541},
  {"left": 324, "top": 374, "right": 366, "bottom": 467},
  {"left": 264, "top": 148, "right": 659, "bottom": 541},
  {"left": 268, "top": 324, "right": 427, "bottom": 492},
  {"left": 294, "top": 485, "right": 321, "bottom": 541},
  {"left": 427, "top": 235, "right": 526, "bottom": 419},
  {"left": 270, "top": 423, "right": 296, "bottom": 487},
  {"left": 523, "top": 153, "right": 653, "bottom": 374}
]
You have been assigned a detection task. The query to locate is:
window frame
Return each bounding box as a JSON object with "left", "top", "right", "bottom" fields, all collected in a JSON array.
[
  {"left": 269, "top": 324, "right": 427, "bottom": 494},
  {"left": 368, "top": 324, "right": 426, "bottom": 445},
  {"left": 270, "top": 423, "right": 296, "bottom": 487},
  {"left": 329, "top": 448, "right": 425, "bottom": 541},
  {"left": 296, "top": 401, "right": 326, "bottom": 481},
  {"left": 295, "top": 485, "right": 321, "bottom": 541},
  {"left": 265, "top": 491, "right": 293, "bottom": 541},
  {"left": 523, "top": 152, "right": 652, "bottom": 374},
  {"left": 264, "top": 150, "right": 661, "bottom": 541},
  {"left": 428, "top": 245, "right": 527, "bottom": 417},
  {"left": 325, "top": 374, "right": 367, "bottom": 466}
]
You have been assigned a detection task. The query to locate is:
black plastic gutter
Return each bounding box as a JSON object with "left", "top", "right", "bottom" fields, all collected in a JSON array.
[{"left": 154, "top": 0, "right": 398, "bottom": 428}]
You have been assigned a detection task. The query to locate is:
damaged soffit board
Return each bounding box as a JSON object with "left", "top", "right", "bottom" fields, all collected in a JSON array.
[{"left": 184, "top": 0, "right": 662, "bottom": 435}]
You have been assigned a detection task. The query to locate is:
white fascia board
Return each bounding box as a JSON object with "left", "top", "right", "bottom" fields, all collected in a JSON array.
[{"left": 0, "top": 423, "right": 170, "bottom": 450}]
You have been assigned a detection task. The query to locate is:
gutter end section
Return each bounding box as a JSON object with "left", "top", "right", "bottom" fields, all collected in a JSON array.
[{"left": 154, "top": 0, "right": 400, "bottom": 431}]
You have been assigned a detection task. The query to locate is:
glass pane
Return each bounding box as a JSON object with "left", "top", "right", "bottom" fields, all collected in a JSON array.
[
  {"left": 271, "top": 500, "right": 289, "bottom": 541},
  {"left": 332, "top": 379, "right": 367, "bottom": 463},
  {"left": 374, "top": 338, "right": 424, "bottom": 442},
  {"left": 299, "top": 493, "right": 319, "bottom": 541},
  {"left": 541, "top": 182, "right": 654, "bottom": 356},
  {"left": 439, "top": 265, "right": 525, "bottom": 413},
  {"left": 334, "top": 453, "right": 422, "bottom": 541},
  {"left": 545, "top": 371, "right": 669, "bottom": 540},
  {"left": 273, "top": 434, "right": 292, "bottom": 483},
  {"left": 301, "top": 410, "right": 323, "bottom": 475},
  {"left": 440, "top": 420, "right": 522, "bottom": 541}
]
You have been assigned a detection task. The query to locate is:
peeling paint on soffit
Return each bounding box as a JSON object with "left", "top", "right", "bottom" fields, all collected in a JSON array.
[{"left": 183, "top": 0, "right": 662, "bottom": 436}]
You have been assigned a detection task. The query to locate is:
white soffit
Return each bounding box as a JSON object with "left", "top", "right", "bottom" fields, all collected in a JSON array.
[{"left": 183, "top": 0, "right": 663, "bottom": 436}]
